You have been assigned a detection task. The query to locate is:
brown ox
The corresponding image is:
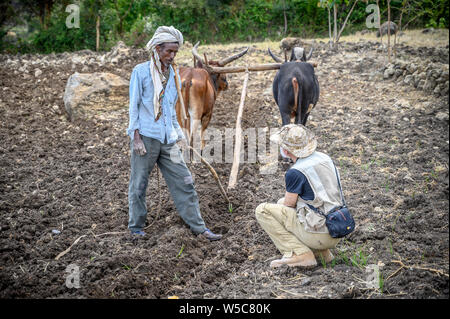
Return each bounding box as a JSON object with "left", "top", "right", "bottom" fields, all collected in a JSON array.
[{"left": 175, "top": 42, "right": 248, "bottom": 148}]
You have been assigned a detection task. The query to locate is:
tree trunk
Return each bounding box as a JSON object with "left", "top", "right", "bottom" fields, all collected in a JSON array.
[
  {"left": 336, "top": 0, "right": 359, "bottom": 44},
  {"left": 115, "top": 0, "right": 134, "bottom": 36},
  {"left": 282, "top": 0, "right": 287, "bottom": 34},
  {"left": 376, "top": 0, "right": 383, "bottom": 45},
  {"left": 395, "top": 0, "right": 407, "bottom": 56},
  {"left": 333, "top": 3, "right": 338, "bottom": 43},
  {"left": 387, "top": 0, "right": 391, "bottom": 63},
  {"left": 96, "top": 15, "right": 100, "bottom": 52},
  {"left": 328, "top": 6, "right": 333, "bottom": 49}
]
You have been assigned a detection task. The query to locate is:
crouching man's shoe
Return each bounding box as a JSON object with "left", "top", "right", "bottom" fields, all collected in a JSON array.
[
  {"left": 270, "top": 251, "right": 317, "bottom": 268},
  {"left": 200, "top": 228, "right": 222, "bottom": 241}
]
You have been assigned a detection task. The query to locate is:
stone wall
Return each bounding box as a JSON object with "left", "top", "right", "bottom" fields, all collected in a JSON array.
[{"left": 383, "top": 58, "right": 449, "bottom": 97}]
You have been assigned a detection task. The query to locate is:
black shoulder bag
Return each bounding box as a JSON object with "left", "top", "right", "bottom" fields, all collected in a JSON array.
[{"left": 307, "top": 163, "right": 355, "bottom": 238}]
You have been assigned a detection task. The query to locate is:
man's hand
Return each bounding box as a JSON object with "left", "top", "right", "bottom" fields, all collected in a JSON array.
[
  {"left": 283, "top": 191, "right": 298, "bottom": 208},
  {"left": 133, "top": 130, "right": 147, "bottom": 156},
  {"left": 177, "top": 137, "right": 189, "bottom": 151}
]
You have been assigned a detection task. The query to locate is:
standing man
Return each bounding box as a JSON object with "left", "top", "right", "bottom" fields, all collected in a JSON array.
[
  {"left": 127, "top": 26, "right": 222, "bottom": 241},
  {"left": 255, "top": 124, "right": 343, "bottom": 267}
]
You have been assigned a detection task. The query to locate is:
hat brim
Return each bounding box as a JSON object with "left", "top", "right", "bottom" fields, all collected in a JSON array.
[
  {"left": 269, "top": 129, "right": 282, "bottom": 144},
  {"left": 270, "top": 128, "right": 317, "bottom": 159}
]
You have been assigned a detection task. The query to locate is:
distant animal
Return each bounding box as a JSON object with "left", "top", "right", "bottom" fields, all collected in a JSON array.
[
  {"left": 280, "top": 37, "right": 304, "bottom": 52},
  {"left": 176, "top": 42, "right": 248, "bottom": 148},
  {"left": 376, "top": 21, "right": 398, "bottom": 37},
  {"left": 268, "top": 46, "right": 320, "bottom": 126}
]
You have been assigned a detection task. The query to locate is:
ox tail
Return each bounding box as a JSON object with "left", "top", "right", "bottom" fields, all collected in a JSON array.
[{"left": 291, "top": 77, "right": 301, "bottom": 124}]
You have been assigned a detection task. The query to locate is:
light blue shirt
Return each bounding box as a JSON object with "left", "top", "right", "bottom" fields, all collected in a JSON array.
[{"left": 127, "top": 61, "right": 185, "bottom": 143}]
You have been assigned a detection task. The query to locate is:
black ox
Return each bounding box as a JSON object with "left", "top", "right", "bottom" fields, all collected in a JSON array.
[{"left": 268, "top": 46, "right": 320, "bottom": 126}]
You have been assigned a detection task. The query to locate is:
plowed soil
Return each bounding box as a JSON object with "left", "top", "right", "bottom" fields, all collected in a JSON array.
[{"left": 0, "top": 32, "right": 448, "bottom": 299}]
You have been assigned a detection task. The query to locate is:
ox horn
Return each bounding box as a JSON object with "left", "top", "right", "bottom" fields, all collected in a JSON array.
[
  {"left": 192, "top": 41, "right": 205, "bottom": 65},
  {"left": 192, "top": 41, "right": 215, "bottom": 73},
  {"left": 217, "top": 47, "right": 249, "bottom": 67},
  {"left": 306, "top": 46, "right": 314, "bottom": 61},
  {"left": 268, "top": 48, "right": 283, "bottom": 63}
]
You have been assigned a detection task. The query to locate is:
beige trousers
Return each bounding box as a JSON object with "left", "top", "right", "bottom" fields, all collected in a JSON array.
[{"left": 255, "top": 199, "right": 340, "bottom": 258}]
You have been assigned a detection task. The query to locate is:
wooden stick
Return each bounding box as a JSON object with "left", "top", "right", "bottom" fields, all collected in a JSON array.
[
  {"left": 55, "top": 234, "right": 87, "bottom": 260},
  {"left": 388, "top": 260, "right": 449, "bottom": 280},
  {"left": 228, "top": 70, "right": 249, "bottom": 190},
  {"left": 172, "top": 63, "right": 188, "bottom": 122},
  {"left": 186, "top": 145, "right": 230, "bottom": 204}
]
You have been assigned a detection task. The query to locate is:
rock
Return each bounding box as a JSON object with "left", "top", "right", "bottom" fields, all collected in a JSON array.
[
  {"left": 417, "top": 79, "right": 425, "bottom": 90},
  {"left": 433, "top": 85, "right": 441, "bottom": 95},
  {"left": 417, "top": 72, "right": 426, "bottom": 81},
  {"left": 394, "top": 99, "right": 410, "bottom": 109},
  {"left": 441, "top": 81, "right": 449, "bottom": 96},
  {"left": 430, "top": 68, "right": 442, "bottom": 79},
  {"left": 373, "top": 207, "right": 383, "bottom": 214},
  {"left": 34, "top": 68, "right": 42, "bottom": 77},
  {"left": 384, "top": 68, "right": 395, "bottom": 79},
  {"left": 71, "top": 55, "right": 87, "bottom": 65},
  {"left": 406, "top": 63, "right": 417, "bottom": 74},
  {"left": 104, "top": 41, "right": 130, "bottom": 64},
  {"left": 63, "top": 72, "right": 129, "bottom": 120},
  {"left": 369, "top": 71, "right": 383, "bottom": 82},
  {"left": 423, "top": 79, "right": 436, "bottom": 91},
  {"left": 435, "top": 112, "right": 449, "bottom": 121},
  {"left": 394, "top": 69, "right": 403, "bottom": 78},
  {"left": 422, "top": 27, "right": 435, "bottom": 33},
  {"left": 403, "top": 75, "right": 414, "bottom": 85}
]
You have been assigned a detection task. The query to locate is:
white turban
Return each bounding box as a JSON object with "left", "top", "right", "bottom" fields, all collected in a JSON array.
[
  {"left": 145, "top": 26, "right": 183, "bottom": 51},
  {"left": 145, "top": 26, "right": 183, "bottom": 120}
]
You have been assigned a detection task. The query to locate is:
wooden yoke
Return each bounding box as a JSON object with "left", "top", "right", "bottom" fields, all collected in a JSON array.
[{"left": 207, "top": 62, "right": 318, "bottom": 74}]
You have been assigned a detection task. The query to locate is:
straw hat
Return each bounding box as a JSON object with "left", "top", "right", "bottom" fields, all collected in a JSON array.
[{"left": 270, "top": 124, "right": 317, "bottom": 158}]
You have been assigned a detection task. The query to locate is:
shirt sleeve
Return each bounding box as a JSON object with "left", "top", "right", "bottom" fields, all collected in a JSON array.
[
  {"left": 127, "top": 67, "right": 142, "bottom": 140},
  {"left": 285, "top": 169, "right": 315, "bottom": 201},
  {"left": 172, "top": 71, "right": 186, "bottom": 141}
]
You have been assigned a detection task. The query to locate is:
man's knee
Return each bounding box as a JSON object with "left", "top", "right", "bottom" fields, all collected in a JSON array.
[{"left": 255, "top": 203, "right": 268, "bottom": 219}]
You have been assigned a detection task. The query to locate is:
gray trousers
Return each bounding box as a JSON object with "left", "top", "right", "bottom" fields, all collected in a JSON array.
[{"left": 128, "top": 135, "right": 206, "bottom": 234}]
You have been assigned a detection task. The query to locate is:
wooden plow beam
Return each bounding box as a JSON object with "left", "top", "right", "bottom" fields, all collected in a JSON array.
[{"left": 227, "top": 69, "right": 250, "bottom": 191}]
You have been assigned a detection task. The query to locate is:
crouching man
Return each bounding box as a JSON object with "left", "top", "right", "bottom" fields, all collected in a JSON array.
[{"left": 255, "top": 124, "right": 343, "bottom": 268}]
